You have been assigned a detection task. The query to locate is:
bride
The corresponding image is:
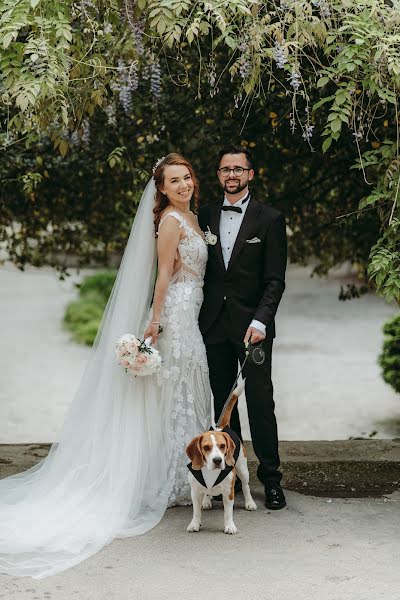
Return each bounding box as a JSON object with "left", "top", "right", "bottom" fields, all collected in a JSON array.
[{"left": 0, "top": 153, "right": 211, "bottom": 579}]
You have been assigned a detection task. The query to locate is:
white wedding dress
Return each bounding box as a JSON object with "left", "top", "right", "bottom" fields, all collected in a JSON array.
[
  {"left": 0, "top": 181, "right": 211, "bottom": 579},
  {"left": 157, "top": 210, "right": 211, "bottom": 506}
]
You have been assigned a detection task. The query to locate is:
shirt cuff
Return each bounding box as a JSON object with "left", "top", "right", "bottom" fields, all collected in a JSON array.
[{"left": 250, "top": 319, "right": 266, "bottom": 335}]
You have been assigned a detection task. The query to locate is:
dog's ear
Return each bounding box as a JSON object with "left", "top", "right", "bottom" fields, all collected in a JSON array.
[
  {"left": 186, "top": 435, "right": 204, "bottom": 470},
  {"left": 221, "top": 433, "right": 236, "bottom": 467}
]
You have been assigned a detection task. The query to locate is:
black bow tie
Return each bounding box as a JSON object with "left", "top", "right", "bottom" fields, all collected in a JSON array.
[
  {"left": 221, "top": 194, "right": 250, "bottom": 214},
  {"left": 221, "top": 205, "right": 242, "bottom": 213}
]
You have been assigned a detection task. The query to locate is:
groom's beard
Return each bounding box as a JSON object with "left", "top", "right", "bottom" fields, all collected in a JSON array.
[{"left": 222, "top": 179, "right": 248, "bottom": 195}]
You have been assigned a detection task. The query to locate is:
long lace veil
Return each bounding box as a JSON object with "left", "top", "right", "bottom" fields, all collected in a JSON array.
[{"left": 0, "top": 179, "right": 174, "bottom": 579}]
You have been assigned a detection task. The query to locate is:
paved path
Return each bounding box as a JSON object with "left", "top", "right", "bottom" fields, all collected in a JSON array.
[
  {"left": 0, "top": 262, "right": 398, "bottom": 443},
  {"left": 0, "top": 490, "right": 399, "bottom": 599}
]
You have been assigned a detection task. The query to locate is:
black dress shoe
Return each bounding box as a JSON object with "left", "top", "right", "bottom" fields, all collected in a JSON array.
[
  {"left": 264, "top": 485, "right": 286, "bottom": 510},
  {"left": 213, "top": 479, "right": 242, "bottom": 502}
]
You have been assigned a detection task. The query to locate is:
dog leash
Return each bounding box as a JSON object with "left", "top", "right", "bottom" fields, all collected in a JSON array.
[{"left": 213, "top": 348, "right": 250, "bottom": 429}]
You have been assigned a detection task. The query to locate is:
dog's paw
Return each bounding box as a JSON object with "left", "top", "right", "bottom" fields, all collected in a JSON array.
[
  {"left": 224, "top": 522, "right": 238, "bottom": 535},
  {"left": 245, "top": 498, "right": 257, "bottom": 511},
  {"left": 202, "top": 496, "right": 213, "bottom": 510},
  {"left": 187, "top": 521, "right": 201, "bottom": 533}
]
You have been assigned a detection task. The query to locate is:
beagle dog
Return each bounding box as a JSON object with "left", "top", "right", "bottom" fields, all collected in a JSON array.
[{"left": 186, "top": 383, "right": 257, "bottom": 534}]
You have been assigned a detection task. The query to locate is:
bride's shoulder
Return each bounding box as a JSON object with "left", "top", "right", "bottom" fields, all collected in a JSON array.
[{"left": 158, "top": 209, "right": 184, "bottom": 231}]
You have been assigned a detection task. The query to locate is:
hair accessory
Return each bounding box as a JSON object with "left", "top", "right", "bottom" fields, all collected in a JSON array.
[{"left": 152, "top": 156, "right": 166, "bottom": 174}]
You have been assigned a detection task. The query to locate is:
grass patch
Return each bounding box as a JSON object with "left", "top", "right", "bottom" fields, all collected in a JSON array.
[{"left": 64, "top": 270, "right": 117, "bottom": 345}]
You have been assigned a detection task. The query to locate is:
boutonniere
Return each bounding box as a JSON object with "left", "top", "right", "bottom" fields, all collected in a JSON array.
[{"left": 204, "top": 226, "right": 218, "bottom": 246}]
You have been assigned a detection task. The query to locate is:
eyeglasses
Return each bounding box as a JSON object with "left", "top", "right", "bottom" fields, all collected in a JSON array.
[{"left": 218, "top": 166, "right": 251, "bottom": 177}]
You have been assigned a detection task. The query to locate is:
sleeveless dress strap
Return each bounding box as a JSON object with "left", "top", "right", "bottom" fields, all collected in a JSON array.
[{"left": 158, "top": 211, "right": 191, "bottom": 236}]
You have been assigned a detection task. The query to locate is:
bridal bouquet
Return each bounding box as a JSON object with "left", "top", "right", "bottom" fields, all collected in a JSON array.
[{"left": 115, "top": 334, "right": 161, "bottom": 377}]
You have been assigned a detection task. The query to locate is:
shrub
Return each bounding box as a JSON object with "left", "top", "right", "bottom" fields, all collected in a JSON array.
[
  {"left": 78, "top": 271, "right": 117, "bottom": 303},
  {"left": 379, "top": 314, "right": 400, "bottom": 395},
  {"left": 64, "top": 270, "right": 117, "bottom": 345}
]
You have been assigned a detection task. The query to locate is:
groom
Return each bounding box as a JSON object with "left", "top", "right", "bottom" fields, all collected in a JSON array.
[{"left": 198, "top": 145, "right": 287, "bottom": 510}]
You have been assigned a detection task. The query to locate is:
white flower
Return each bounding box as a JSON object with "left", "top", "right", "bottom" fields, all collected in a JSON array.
[
  {"left": 115, "top": 333, "right": 161, "bottom": 377},
  {"left": 204, "top": 226, "right": 217, "bottom": 245}
]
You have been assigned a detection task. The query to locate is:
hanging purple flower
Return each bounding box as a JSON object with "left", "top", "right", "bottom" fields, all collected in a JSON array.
[
  {"left": 302, "top": 124, "right": 314, "bottom": 142},
  {"left": 239, "top": 59, "right": 251, "bottom": 79},
  {"left": 312, "top": 0, "right": 331, "bottom": 18},
  {"left": 82, "top": 119, "right": 90, "bottom": 144},
  {"left": 128, "top": 62, "right": 139, "bottom": 92},
  {"left": 69, "top": 130, "right": 81, "bottom": 147},
  {"left": 288, "top": 69, "right": 301, "bottom": 91},
  {"left": 142, "top": 62, "right": 151, "bottom": 81},
  {"left": 114, "top": 59, "right": 137, "bottom": 114},
  {"left": 150, "top": 60, "right": 162, "bottom": 101},
  {"left": 273, "top": 41, "right": 287, "bottom": 69},
  {"left": 133, "top": 24, "right": 145, "bottom": 56},
  {"left": 105, "top": 103, "right": 117, "bottom": 126}
]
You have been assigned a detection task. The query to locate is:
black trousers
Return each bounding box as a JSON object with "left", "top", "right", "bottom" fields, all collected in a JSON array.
[{"left": 204, "top": 305, "right": 282, "bottom": 487}]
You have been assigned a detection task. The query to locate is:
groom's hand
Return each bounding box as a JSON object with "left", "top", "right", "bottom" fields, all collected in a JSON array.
[{"left": 244, "top": 326, "right": 265, "bottom": 345}]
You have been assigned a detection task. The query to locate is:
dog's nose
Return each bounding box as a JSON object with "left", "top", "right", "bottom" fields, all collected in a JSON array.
[{"left": 213, "top": 457, "right": 222, "bottom": 466}]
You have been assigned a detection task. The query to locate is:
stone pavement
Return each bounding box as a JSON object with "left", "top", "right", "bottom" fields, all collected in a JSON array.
[
  {"left": 0, "top": 489, "right": 399, "bottom": 600},
  {"left": 2, "top": 439, "right": 400, "bottom": 497}
]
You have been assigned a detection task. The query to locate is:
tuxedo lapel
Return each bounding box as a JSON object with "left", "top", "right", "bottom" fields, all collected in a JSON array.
[
  {"left": 210, "top": 204, "right": 225, "bottom": 272},
  {"left": 227, "top": 198, "right": 260, "bottom": 272}
]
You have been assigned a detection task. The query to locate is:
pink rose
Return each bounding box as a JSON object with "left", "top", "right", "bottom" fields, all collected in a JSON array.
[
  {"left": 135, "top": 353, "right": 149, "bottom": 365},
  {"left": 121, "top": 359, "right": 130, "bottom": 367}
]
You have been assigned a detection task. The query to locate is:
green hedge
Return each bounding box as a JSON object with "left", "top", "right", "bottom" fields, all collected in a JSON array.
[
  {"left": 64, "top": 270, "right": 117, "bottom": 345},
  {"left": 379, "top": 314, "right": 400, "bottom": 395}
]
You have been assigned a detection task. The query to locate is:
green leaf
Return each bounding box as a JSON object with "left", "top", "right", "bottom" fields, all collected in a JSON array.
[
  {"left": 61, "top": 106, "right": 68, "bottom": 126},
  {"left": 317, "top": 77, "right": 329, "bottom": 88},
  {"left": 225, "top": 35, "right": 236, "bottom": 49},
  {"left": 322, "top": 137, "right": 333, "bottom": 153},
  {"left": 335, "top": 93, "right": 346, "bottom": 105},
  {"left": 313, "top": 95, "right": 335, "bottom": 111},
  {"left": 16, "top": 93, "right": 29, "bottom": 111},
  {"left": 2, "top": 33, "right": 15, "bottom": 49},
  {"left": 59, "top": 139, "right": 69, "bottom": 157},
  {"left": 331, "top": 119, "right": 342, "bottom": 133},
  {"left": 157, "top": 19, "right": 166, "bottom": 35}
]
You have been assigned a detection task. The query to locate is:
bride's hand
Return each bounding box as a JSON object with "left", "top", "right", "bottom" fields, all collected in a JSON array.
[{"left": 144, "top": 323, "right": 160, "bottom": 345}]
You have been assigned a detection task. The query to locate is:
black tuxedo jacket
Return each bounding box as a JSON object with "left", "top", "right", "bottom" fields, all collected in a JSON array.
[{"left": 198, "top": 197, "right": 287, "bottom": 342}]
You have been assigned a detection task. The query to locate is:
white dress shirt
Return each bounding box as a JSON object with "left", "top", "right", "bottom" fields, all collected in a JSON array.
[{"left": 220, "top": 192, "right": 266, "bottom": 336}]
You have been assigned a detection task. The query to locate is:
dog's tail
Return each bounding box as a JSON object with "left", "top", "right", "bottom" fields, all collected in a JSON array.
[{"left": 218, "top": 379, "right": 245, "bottom": 429}]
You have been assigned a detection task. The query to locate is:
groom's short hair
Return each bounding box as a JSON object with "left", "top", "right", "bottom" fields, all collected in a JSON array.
[{"left": 218, "top": 145, "right": 253, "bottom": 170}]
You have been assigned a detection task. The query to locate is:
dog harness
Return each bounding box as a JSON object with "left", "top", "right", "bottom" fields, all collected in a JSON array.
[{"left": 187, "top": 427, "right": 241, "bottom": 489}]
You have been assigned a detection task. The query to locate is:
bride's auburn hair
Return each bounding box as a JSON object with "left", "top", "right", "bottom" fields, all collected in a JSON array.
[{"left": 153, "top": 153, "right": 199, "bottom": 234}]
